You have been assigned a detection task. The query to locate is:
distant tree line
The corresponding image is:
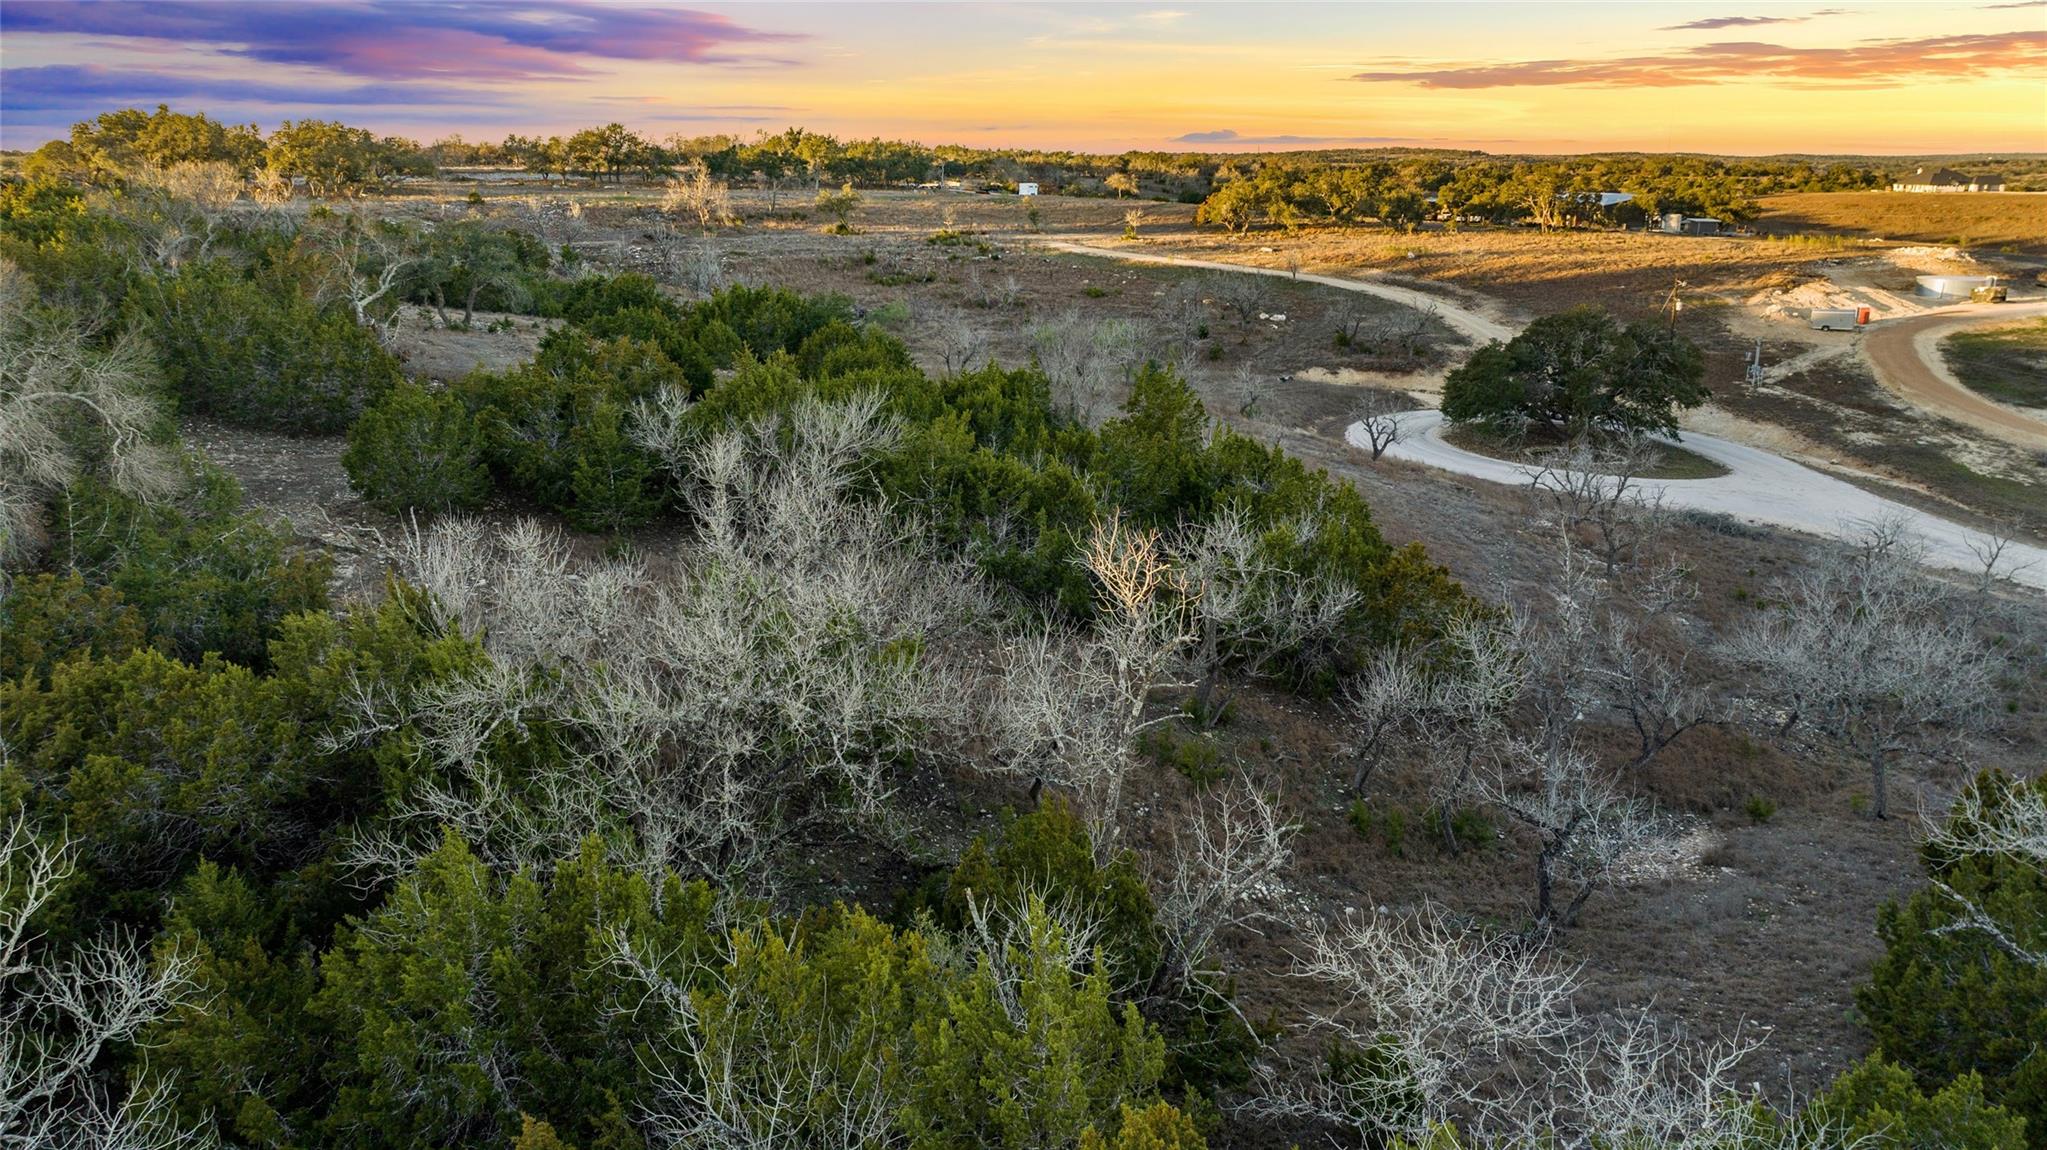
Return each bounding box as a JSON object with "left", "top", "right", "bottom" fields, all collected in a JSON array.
[{"left": 46, "top": 103, "right": 2042, "bottom": 211}]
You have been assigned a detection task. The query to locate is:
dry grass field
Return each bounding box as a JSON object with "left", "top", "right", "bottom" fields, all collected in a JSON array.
[{"left": 1753, "top": 190, "right": 2047, "bottom": 253}]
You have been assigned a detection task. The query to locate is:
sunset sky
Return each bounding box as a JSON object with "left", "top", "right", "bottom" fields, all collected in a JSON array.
[{"left": 2, "top": 1, "right": 2043, "bottom": 155}]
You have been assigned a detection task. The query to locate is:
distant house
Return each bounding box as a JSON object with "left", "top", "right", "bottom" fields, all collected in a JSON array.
[
  {"left": 1659, "top": 213, "right": 1722, "bottom": 236},
  {"left": 1891, "top": 167, "right": 2006, "bottom": 193}
]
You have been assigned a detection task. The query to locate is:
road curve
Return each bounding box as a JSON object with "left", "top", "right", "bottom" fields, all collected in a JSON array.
[
  {"left": 1040, "top": 240, "right": 2044, "bottom": 588},
  {"left": 1036, "top": 240, "right": 1516, "bottom": 346},
  {"left": 1352, "top": 410, "right": 2047, "bottom": 591},
  {"left": 1862, "top": 302, "right": 2047, "bottom": 451}
]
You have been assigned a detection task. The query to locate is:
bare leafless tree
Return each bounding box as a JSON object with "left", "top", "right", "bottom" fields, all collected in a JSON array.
[
  {"left": 1028, "top": 311, "right": 1149, "bottom": 426},
  {"left": 1479, "top": 735, "right": 1658, "bottom": 930},
  {"left": 1, "top": 808, "right": 205, "bottom": 1150},
  {"left": 1351, "top": 389, "right": 1409, "bottom": 461},
  {"left": 1527, "top": 438, "right": 1668, "bottom": 575},
  {"left": 302, "top": 213, "right": 417, "bottom": 342},
  {"left": 1259, "top": 899, "right": 1855, "bottom": 1149},
  {"left": 0, "top": 262, "right": 179, "bottom": 578},
  {"left": 1257, "top": 905, "right": 1579, "bottom": 1143},
  {"left": 1362, "top": 610, "right": 1530, "bottom": 851},
  {"left": 1589, "top": 606, "right": 1719, "bottom": 768},
  {"left": 1201, "top": 271, "right": 1270, "bottom": 326},
  {"left": 342, "top": 396, "right": 986, "bottom": 887},
  {"left": 1176, "top": 508, "right": 1359, "bottom": 725},
  {"left": 1152, "top": 778, "right": 1297, "bottom": 987},
  {"left": 982, "top": 516, "right": 1197, "bottom": 854},
  {"left": 662, "top": 159, "right": 734, "bottom": 232},
  {"left": 928, "top": 307, "right": 989, "bottom": 375},
  {"left": 1726, "top": 521, "right": 2000, "bottom": 820}
]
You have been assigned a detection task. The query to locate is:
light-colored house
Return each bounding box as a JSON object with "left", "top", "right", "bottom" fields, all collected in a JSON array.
[{"left": 1891, "top": 167, "right": 2006, "bottom": 193}]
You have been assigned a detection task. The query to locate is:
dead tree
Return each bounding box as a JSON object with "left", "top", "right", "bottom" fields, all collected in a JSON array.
[
  {"left": 662, "top": 160, "right": 734, "bottom": 232},
  {"left": 983, "top": 516, "right": 1198, "bottom": 855},
  {"left": 1176, "top": 509, "right": 1358, "bottom": 726},
  {"left": 1151, "top": 777, "right": 1297, "bottom": 988},
  {"left": 0, "top": 262, "right": 179, "bottom": 577},
  {"left": 1, "top": 808, "right": 204, "bottom": 1150},
  {"left": 1726, "top": 522, "right": 1999, "bottom": 820},
  {"left": 1480, "top": 736, "right": 1657, "bottom": 929},
  {"left": 1028, "top": 311, "right": 1149, "bottom": 426},
  {"left": 342, "top": 396, "right": 986, "bottom": 887},
  {"left": 1390, "top": 610, "right": 1530, "bottom": 853},
  {"left": 1262, "top": 902, "right": 1829, "bottom": 1149},
  {"left": 1201, "top": 271, "right": 1271, "bottom": 327},
  {"left": 1351, "top": 389, "right": 1408, "bottom": 460},
  {"left": 1257, "top": 905, "right": 1579, "bottom": 1144},
  {"left": 929, "top": 308, "right": 990, "bottom": 375},
  {"left": 1527, "top": 438, "right": 1667, "bottom": 575}
]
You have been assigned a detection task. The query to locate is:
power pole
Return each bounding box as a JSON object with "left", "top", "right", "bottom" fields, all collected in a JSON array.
[{"left": 1662, "top": 277, "right": 1688, "bottom": 331}]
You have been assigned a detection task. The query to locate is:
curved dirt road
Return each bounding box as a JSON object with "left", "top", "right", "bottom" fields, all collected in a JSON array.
[
  {"left": 1037, "top": 240, "right": 1516, "bottom": 346},
  {"left": 1862, "top": 302, "right": 2047, "bottom": 451},
  {"left": 1353, "top": 411, "right": 2047, "bottom": 590}
]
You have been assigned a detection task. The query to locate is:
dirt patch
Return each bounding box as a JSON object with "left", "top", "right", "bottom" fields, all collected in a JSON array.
[{"left": 386, "top": 306, "right": 557, "bottom": 383}]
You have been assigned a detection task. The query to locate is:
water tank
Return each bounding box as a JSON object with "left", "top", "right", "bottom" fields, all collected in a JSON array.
[{"left": 1916, "top": 274, "right": 1996, "bottom": 300}]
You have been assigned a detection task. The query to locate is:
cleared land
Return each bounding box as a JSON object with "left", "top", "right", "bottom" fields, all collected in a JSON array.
[
  {"left": 1753, "top": 190, "right": 2047, "bottom": 254},
  {"left": 1942, "top": 317, "right": 2047, "bottom": 409}
]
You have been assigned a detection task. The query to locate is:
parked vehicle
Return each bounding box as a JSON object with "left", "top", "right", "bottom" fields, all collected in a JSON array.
[{"left": 1810, "top": 308, "right": 1861, "bottom": 331}]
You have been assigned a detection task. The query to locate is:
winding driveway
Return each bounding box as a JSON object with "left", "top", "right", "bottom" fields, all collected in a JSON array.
[
  {"left": 1862, "top": 302, "right": 2047, "bottom": 451},
  {"left": 1050, "top": 240, "right": 2044, "bottom": 590},
  {"left": 1354, "top": 411, "right": 2047, "bottom": 591}
]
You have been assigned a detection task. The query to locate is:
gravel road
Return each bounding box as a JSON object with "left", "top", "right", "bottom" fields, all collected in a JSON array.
[{"left": 1352, "top": 410, "right": 2047, "bottom": 592}]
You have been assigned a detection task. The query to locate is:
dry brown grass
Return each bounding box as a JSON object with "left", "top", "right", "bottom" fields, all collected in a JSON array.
[
  {"left": 1148, "top": 226, "right": 1820, "bottom": 319},
  {"left": 1753, "top": 191, "right": 2047, "bottom": 254}
]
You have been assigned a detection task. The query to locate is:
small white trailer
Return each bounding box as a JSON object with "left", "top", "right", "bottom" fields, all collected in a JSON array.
[{"left": 1810, "top": 308, "right": 1860, "bottom": 332}]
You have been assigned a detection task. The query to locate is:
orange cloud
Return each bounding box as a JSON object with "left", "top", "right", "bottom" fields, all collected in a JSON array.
[{"left": 1351, "top": 30, "right": 2045, "bottom": 88}]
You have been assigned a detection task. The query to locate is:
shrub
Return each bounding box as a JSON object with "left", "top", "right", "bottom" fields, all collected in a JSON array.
[
  {"left": 1859, "top": 771, "right": 2047, "bottom": 1127},
  {"left": 343, "top": 382, "right": 489, "bottom": 515},
  {"left": 142, "top": 260, "right": 402, "bottom": 432},
  {"left": 1079, "top": 1101, "right": 1208, "bottom": 1149},
  {"left": 0, "top": 571, "right": 146, "bottom": 683},
  {"left": 47, "top": 472, "right": 331, "bottom": 669},
  {"left": 930, "top": 798, "right": 1163, "bottom": 985},
  {"left": 1806, "top": 1055, "right": 2028, "bottom": 1149}
]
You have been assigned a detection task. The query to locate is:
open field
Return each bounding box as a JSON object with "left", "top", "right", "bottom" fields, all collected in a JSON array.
[
  {"left": 1753, "top": 190, "right": 2047, "bottom": 253},
  {"left": 1943, "top": 317, "right": 2047, "bottom": 409}
]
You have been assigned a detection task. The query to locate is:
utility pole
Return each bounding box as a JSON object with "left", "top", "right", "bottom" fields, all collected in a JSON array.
[{"left": 1662, "top": 277, "right": 1688, "bottom": 331}]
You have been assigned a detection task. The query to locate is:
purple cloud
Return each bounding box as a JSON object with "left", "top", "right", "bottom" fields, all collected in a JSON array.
[
  {"left": 1350, "top": 30, "right": 2046, "bottom": 88},
  {"left": 0, "top": 64, "right": 478, "bottom": 115},
  {"left": 1663, "top": 15, "right": 1807, "bottom": 29},
  {"left": 0, "top": 1, "right": 800, "bottom": 81}
]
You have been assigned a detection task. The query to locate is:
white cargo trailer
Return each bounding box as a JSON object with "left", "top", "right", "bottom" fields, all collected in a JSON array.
[{"left": 1810, "top": 309, "right": 1859, "bottom": 332}]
